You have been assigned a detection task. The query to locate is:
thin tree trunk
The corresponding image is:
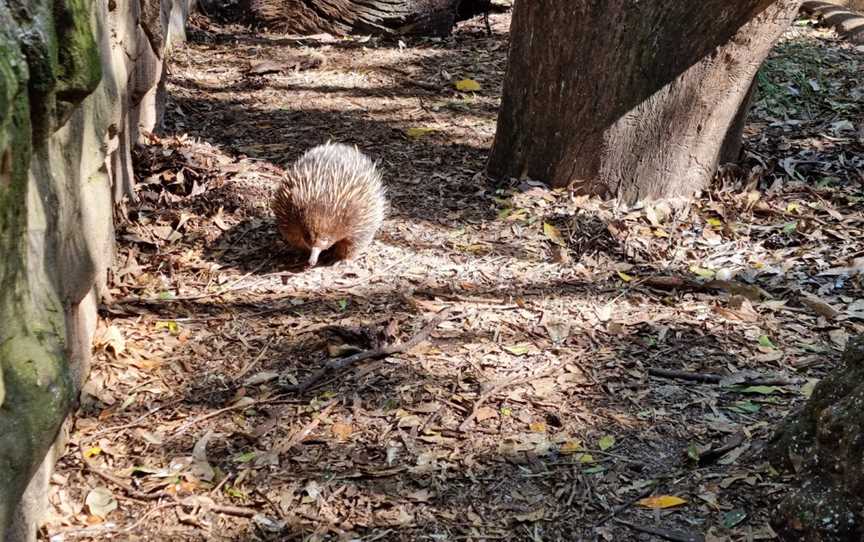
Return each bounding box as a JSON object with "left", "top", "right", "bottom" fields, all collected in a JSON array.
[{"left": 487, "top": 0, "right": 802, "bottom": 205}]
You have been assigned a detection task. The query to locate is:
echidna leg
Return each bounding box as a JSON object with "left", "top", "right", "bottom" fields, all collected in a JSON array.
[{"left": 330, "top": 239, "right": 354, "bottom": 262}]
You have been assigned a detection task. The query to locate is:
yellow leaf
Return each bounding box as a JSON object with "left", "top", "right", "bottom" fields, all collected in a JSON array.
[
  {"left": 653, "top": 228, "right": 669, "bottom": 238},
  {"left": 504, "top": 344, "right": 531, "bottom": 356},
  {"left": 543, "top": 223, "right": 566, "bottom": 246},
  {"left": 331, "top": 422, "right": 353, "bottom": 442},
  {"left": 155, "top": 321, "right": 180, "bottom": 335},
  {"left": 560, "top": 441, "right": 583, "bottom": 454},
  {"left": 529, "top": 421, "right": 547, "bottom": 433},
  {"left": 455, "top": 78, "right": 481, "bottom": 91},
  {"left": 83, "top": 447, "right": 102, "bottom": 458},
  {"left": 637, "top": 495, "right": 688, "bottom": 509},
  {"left": 690, "top": 266, "right": 716, "bottom": 279},
  {"left": 706, "top": 217, "right": 723, "bottom": 228},
  {"left": 786, "top": 202, "right": 799, "bottom": 213},
  {"left": 598, "top": 435, "right": 615, "bottom": 450},
  {"left": 578, "top": 453, "right": 594, "bottom": 463},
  {"left": 405, "top": 127, "right": 435, "bottom": 139},
  {"left": 617, "top": 271, "right": 633, "bottom": 282}
]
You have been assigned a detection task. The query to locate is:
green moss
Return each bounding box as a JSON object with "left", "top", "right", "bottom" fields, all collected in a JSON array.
[
  {"left": 55, "top": 0, "right": 101, "bottom": 114},
  {"left": 0, "top": 7, "right": 33, "bottom": 240}
]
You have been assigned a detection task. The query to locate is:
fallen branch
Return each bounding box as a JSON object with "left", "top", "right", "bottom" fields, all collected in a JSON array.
[
  {"left": 281, "top": 307, "right": 454, "bottom": 394},
  {"left": 615, "top": 519, "right": 704, "bottom": 542},
  {"left": 647, "top": 368, "right": 797, "bottom": 387}
]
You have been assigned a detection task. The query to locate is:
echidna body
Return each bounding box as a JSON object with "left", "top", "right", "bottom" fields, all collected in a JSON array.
[{"left": 272, "top": 143, "right": 386, "bottom": 266}]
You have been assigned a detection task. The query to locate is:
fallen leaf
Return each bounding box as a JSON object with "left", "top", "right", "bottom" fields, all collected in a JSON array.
[
  {"left": 799, "top": 293, "right": 840, "bottom": 320},
  {"left": 598, "top": 435, "right": 615, "bottom": 451},
  {"left": 637, "top": 495, "right": 687, "bottom": 509},
  {"left": 543, "top": 222, "right": 566, "bottom": 246},
  {"left": 405, "top": 127, "right": 435, "bottom": 139},
  {"left": 475, "top": 406, "right": 498, "bottom": 422},
  {"left": 454, "top": 78, "right": 481, "bottom": 91},
  {"left": 758, "top": 335, "right": 776, "bottom": 349},
  {"left": 83, "top": 447, "right": 103, "bottom": 459},
  {"left": 504, "top": 344, "right": 531, "bottom": 356},
  {"left": 332, "top": 422, "right": 353, "bottom": 441},
  {"left": 85, "top": 487, "right": 118, "bottom": 518},
  {"left": 560, "top": 441, "right": 583, "bottom": 454},
  {"left": 529, "top": 421, "right": 547, "bottom": 433}
]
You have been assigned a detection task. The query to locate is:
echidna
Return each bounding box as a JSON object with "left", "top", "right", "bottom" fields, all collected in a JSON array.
[{"left": 271, "top": 142, "right": 386, "bottom": 266}]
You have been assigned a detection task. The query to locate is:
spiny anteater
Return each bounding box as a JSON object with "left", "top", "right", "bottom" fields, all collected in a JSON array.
[{"left": 271, "top": 142, "right": 386, "bottom": 266}]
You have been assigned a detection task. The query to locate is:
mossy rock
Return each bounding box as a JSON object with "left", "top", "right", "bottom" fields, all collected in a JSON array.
[{"left": 768, "top": 336, "right": 864, "bottom": 541}]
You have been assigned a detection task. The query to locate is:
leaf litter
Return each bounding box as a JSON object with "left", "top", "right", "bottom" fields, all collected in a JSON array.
[{"left": 46, "top": 10, "right": 864, "bottom": 542}]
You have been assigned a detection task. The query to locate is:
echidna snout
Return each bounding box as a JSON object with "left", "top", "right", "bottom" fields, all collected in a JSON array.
[{"left": 271, "top": 143, "right": 387, "bottom": 267}]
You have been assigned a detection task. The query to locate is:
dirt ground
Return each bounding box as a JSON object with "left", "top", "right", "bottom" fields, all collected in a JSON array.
[{"left": 45, "top": 9, "right": 864, "bottom": 542}]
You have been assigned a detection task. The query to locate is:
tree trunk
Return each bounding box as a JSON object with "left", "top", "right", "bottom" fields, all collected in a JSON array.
[
  {"left": 487, "top": 0, "right": 802, "bottom": 205},
  {"left": 222, "top": 0, "right": 492, "bottom": 36}
]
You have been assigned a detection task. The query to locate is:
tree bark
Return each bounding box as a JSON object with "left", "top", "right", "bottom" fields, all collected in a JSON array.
[
  {"left": 487, "top": 0, "right": 802, "bottom": 205},
  {"left": 223, "top": 0, "right": 492, "bottom": 36}
]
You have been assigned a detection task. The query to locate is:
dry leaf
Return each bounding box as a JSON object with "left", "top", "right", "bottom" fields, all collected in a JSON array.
[
  {"left": 543, "top": 223, "right": 566, "bottom": 246},
  {"left": 405, "top": 127, "right": 435, "bottom": 139},
  {"left": 454, "top": 78, "right": 481, "bottom": 91},
  {"left": 475, "top": 406, "right": 498, "bottom": 422},
  {"left": 638, "top": 495, "right": 687, "bottom": 509},
  {"left": 85, "top": 487, "right": 118, "bottom": 518},
  {"left": 332, "top": 422, "right": 353, "bottom": 441}
]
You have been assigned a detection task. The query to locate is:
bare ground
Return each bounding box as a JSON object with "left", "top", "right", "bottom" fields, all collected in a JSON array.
[{"left": 45, "top": 11, "right": 864, "bottom": 542}]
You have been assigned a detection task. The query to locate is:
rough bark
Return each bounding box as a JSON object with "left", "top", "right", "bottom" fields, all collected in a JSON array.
[
  {"left": 802, "top": 1, "right": 864, "bottom": 43},
  {"left": 206, "top": 0, "right": 493, "bottom": 36},
  {"left": 767, "top": 336, "right": 864, "bottom": 541},
  {"left": 487, "top": 0, "right": 802, "bottom": 205},
  {"left": 0, "top": 1, "right": 191, "bottom": 540}
]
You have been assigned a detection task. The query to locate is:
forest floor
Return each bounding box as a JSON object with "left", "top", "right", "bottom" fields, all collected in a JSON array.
[{"left": 45, "top": 10, "right": 864, "bottom": 542}]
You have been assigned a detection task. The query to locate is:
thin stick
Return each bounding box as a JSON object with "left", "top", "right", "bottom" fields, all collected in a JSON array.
[
  {"left": 84, "top": 460, "right": 260, "bottom": 518},
  {"left": 615, "top": 519, "right": 705, "bottom": 542},
  {"left": 169, "top": 400, "right": 258, "bottom": 440},
  {"left": 282, "top": 307, "right": 454, "bottom": 394},
  {"left": 591, "top": 484, "right": 656, "bottom": 526}
]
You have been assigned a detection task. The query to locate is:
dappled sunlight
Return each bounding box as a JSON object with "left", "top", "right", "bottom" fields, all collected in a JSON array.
[{"left": 47, "top": 8, "right": 864, "bottom": 542}]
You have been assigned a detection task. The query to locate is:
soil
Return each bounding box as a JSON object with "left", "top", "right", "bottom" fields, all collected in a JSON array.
[{"left": 44, "top": 9, "right": 864, "bottom": 542}]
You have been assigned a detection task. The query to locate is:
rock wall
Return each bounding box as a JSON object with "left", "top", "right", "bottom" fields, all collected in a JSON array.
[{"left": 0, "top": 1, "right": 191, "bottom": 540}]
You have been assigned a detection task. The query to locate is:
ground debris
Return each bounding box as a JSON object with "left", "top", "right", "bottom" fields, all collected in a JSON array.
[{"left": 49, "top": 12, "right": 864, "bottom": 542}]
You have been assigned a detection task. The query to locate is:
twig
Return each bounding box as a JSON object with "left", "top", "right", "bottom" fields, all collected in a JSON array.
[
  {"left": 647, "top": 367, "right": 797, "bottom": 387},
  {"left": 459, "top": 366, "right": 557, "bottom": 432},
  {"left": 84, "top": 460, "right": 161, "bottom": 501},
  {"left": 251, "top": 397, "right": 336, "bottom": 440},
  {"left": 84, "top": 461, "right": 260, "bottom": 518},
  {"left": 87, "top": 399, "right": 183, "bottom": 439},
  {"left": 281, "top": 307, "right": 454, "bottom": 394},
  {"left": 272, "top": 399, "right": 338, "bottom": 454},
  {"left": 591, "top": 483, "right": 657, "bottom": 527},
  {"left": 169, "top": 400, "right": 258, "bottom": 440},
  {"left": 615, "top": 519, "right": 705, "bottom": 542}
]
